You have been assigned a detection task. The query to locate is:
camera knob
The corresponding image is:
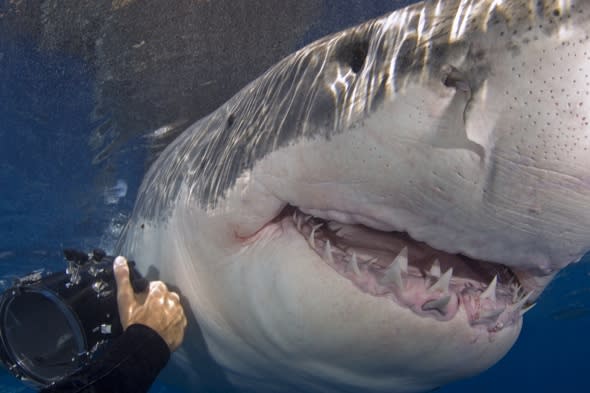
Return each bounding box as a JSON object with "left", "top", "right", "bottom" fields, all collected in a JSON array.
[{"left": 91, "top": 280, "right": 112, "bottom": 298}]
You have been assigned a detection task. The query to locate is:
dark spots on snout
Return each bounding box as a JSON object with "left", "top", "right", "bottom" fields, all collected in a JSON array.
[
  {"left": 336, "top": 38, "right": 370, "bottom": 74},
  {"left": 226, "top": 113, "right": 236, "bottom": 128},
  {"left": 506, "top": 41, "right": 521, "bottom": 57}
]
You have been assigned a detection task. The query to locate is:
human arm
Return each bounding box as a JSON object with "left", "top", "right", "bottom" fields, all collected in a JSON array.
[{"left": 40, "top": 257, "right": 187, "bottom": 393}]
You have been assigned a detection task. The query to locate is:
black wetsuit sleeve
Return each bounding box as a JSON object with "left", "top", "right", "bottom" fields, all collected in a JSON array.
[{"left": 40, "top": 324, "right": 170, "bottom": 393}]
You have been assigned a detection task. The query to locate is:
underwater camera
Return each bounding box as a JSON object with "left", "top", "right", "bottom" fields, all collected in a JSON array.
[{"left": 0, "top": 249, "right": 148, "bottom": 387}]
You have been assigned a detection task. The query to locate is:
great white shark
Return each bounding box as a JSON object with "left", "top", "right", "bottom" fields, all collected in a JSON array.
[{"left": 117, "top": 0, "right": 590, "bottom": 392}]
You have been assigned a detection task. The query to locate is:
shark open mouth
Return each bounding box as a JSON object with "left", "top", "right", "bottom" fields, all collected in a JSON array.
[{"left": 276, "top": 206, "right": 535, "bottom": 333}]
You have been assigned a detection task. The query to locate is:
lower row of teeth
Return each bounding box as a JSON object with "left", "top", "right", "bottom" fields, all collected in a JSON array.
[{"left": 292, "top": 210, "right": 536, "bottom": 330}]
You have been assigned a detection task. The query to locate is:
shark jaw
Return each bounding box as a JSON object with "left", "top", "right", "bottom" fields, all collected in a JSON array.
[
  {"left": 228, "top": 162, "right": 539, "bottom": 340},
  {"left": 276, "top": 206, "right": 535, "bottom": 332}
]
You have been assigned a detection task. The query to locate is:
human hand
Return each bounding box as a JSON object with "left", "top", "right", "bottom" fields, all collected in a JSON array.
[{"left": 113, "top": 256, "right": 187, "bottom": 351}]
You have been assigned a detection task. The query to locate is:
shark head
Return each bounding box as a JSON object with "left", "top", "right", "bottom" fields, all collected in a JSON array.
[{"left": 119, "top": 0, "right": 590, "bottom": 392}]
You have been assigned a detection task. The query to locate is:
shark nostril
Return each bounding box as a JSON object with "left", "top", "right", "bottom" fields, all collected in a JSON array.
[
  {"left": 336, "top": 37, "right": 370, "bottom": 74},
  {"left": 441, "top": 64, "right": 471, "bottom": 92}
]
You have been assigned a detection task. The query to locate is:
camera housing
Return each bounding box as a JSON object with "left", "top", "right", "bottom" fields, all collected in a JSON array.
[{"left": 0, "top": 249, "right": 147, "bottom": 388}]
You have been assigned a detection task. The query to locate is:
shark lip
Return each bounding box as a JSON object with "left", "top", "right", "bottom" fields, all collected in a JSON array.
[{"left": 275, "top": 205, "right": 535, "bottom": 333}]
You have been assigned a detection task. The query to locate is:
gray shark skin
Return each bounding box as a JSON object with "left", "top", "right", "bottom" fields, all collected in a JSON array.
[{"left": 118, "top": 1, "right": 590, "bottom": 392}]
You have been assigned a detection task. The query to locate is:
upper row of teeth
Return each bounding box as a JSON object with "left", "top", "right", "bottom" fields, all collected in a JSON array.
[{"left": 295, "top": 210, "right": 536, "bottom": 320}]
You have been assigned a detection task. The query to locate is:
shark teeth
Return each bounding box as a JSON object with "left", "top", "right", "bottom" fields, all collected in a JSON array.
[
  {"left": 349, "top": 252, "right": 361, "bottom": 276},
  {"left": 429, "top": 268, "right": 453, "bottom": 293},
  {"left": 512, "top": 285, "right": 522, "bottom": 303},
  {"left": 429, "top": 259, "right": 441, "bottom": 278},
  {"left": 480, "top": 276, "right": 497, "bottom": 302},
  {"left": 309, "top": 223, "right": 323, "bottom": 246},
  {"left": 422, "top": 295, "right": 451, "bottom": 313},
  {"left": 512, "top": 290, "right": 534, "bottom": 311},
  {"left": 293, "top": 208, "right": 529, "bottom": 330},
  {"left": 520, "top": 302, "right": 536, "bottom": 316},
  {"left": 365, "top": 257, "right": 378, "bottom": 269},
  {"left": 324, "top": 240, "right": 334, "bottom": 264},
  {"left": 380, "top": 247, "right": 408, "bottom": 288},
  {"left": 472, "top": 306, "right": 505, "bottom": 325}
]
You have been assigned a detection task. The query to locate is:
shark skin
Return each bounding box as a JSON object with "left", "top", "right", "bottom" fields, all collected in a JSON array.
[{"left": 118, "top": 0, "right": 590, "bottom": 392}]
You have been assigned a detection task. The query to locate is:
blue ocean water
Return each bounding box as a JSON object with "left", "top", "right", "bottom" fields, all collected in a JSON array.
[{"left": 1, "top": 2, "right": 589, "bottom": 393}]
